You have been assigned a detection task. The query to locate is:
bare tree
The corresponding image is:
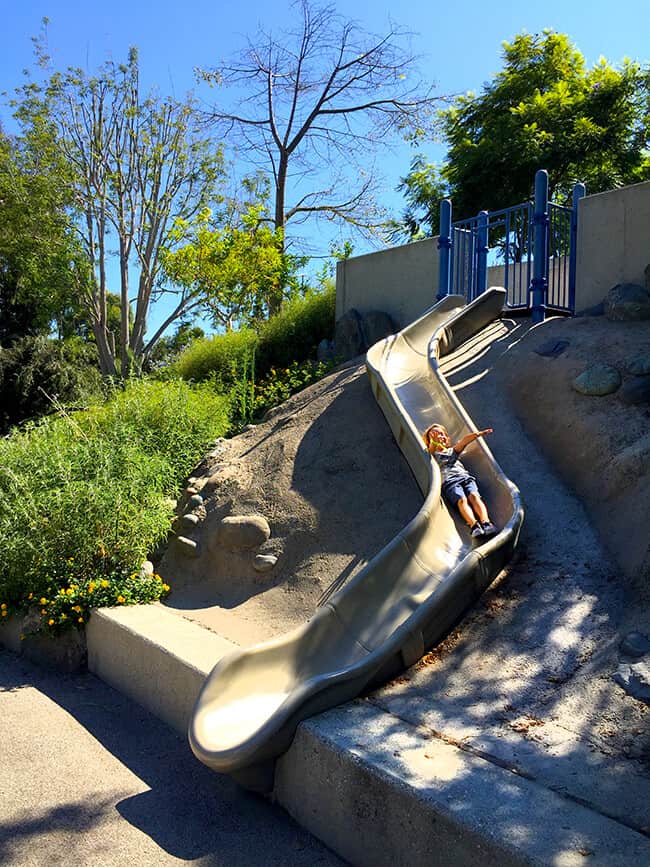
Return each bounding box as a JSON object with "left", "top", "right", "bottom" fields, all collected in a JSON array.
[
  {"left": 200, "top": 0, "right": 440, "bottom": 309},
  {"left": 17, "top": 44, "right": 224, "bottom": 376}
]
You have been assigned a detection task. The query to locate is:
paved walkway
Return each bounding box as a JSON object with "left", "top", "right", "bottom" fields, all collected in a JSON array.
[{"left": 0, "top": 649, "right": 344, "bottom": 867}]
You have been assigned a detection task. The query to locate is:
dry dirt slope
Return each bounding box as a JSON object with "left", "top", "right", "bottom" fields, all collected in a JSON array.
[{"left": 159, "top": 313, "right": 649, "bottom": 645}]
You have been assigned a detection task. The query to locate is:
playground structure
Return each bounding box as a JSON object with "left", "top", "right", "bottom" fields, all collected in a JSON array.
[{"left": 189, "top": 288, "right": 523, "bottom": 791}]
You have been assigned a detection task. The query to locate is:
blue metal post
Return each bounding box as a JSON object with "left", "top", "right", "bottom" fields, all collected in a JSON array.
[
  {"left": 568, "top": 182, "right": 586, "bottom": 315},
  {"left": 476, "top": 210, "right": 489, "bottom": 299},
  {"left": 437, "top": 199, "right": 452, "bottom": 300},
  {"left": 531, "top": 170, "right": 549, "bottom": 323}
]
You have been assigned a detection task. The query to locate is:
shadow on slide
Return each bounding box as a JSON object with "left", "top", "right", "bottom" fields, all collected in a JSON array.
[{"left": 189, "top": 288, "right": 524, "bottom": 792}]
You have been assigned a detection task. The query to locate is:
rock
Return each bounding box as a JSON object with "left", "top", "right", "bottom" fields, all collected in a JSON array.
[
  {"left": 362, "top": 311, "right": 397, "bottom": 348},
  {"left": 217, "top": 515, "right": 271, "bottom": 551},
  {"left": 534, "top": 339, "right": 570, "bottom": 358},
  {"left": 175, "top": 536, "right": 201, "bottom": 558},
  {"left": 620, "top": 631, "right": 650, "bottom": 658},
  {"left": 334, "top": 309, "right": 366, "bottom": 360},
  {"left": 139, "top": 560, "right": 154, "bottom": 577},
  {"left": 627, "top": 355, "right": 650, "bottom": 376},
  {"left": 572, "top": 363, "right": 621, "bottom": 396},
  {"left": 243, "top": 424, "right": 257, "bottom": 432},
  {"left": 253, "top": 553, "right": 278, "bottom": 572},
  {"left": 619, "top": 377, "right": 650, "bottom": 405},
  {"left": 317, "top": 338, "right": 336, "bottom": 363},
  {"left": 180, "top": 513, "right": 200, "bottom": 530},
  {"left": 604, "top": 283, "right": 650, "bottom": 321},
  {"left": 613, "top": 660, "right": 650, "bottom": 705},
  {"left": 333, "top": 309, "right": 397, "bottom": 361},
  {"left": 188, "top": 494, "right": 204, "bottom": 509}
]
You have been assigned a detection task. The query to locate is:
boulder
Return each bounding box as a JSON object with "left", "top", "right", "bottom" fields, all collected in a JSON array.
[
  {"left": 572, "top": 363, "right": 621, "bottom": 396},
  {"left": 217, "top": 514, "right": 271, "bottom": 551},
  {"left": 604, "top": 283, "right": 650, "bottom": 321},
  {"left": 362, "top": 310, "right": 397, "bottom": 348},
  {"left": 614, "top": 660, "right": 650, "bottom": 705},
  {"left": 627, "top": 355, "right": 650, "bottom": 376},
  {"left": 317, "top": 338, "right": 336, "bottom": 363},
  {"left": 334, "top": 309, "right": 397, "bottom": 361},
  {"left": 253, "top": 553, "right": 278, "bottom": 573},
  {"left": 180, "top": 513, "right": 200, "bottom": 530},
  {"left": 619, "top": 376, "right": 650, "bottom": 405},
  {"left": 334, "top": 309, "right": 366, "bottom": 360},
  {"left": 175, "top": 536, "right": 201, "bottom": 558},
  {"left": 620, "top": 631, "right": 650, "bottom": 659},
  {"left": 533, "top": 339, "right": 570, "bottom": 358}
]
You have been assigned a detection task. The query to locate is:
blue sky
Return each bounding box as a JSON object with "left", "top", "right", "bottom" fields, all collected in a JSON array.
[{"left": 1, "top": 0, "right": 648, "bottom": 335}]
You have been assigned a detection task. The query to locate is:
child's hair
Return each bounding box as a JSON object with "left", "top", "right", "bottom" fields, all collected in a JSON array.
[{"left": 423, "top": 423, "right": 448, "bottom": 452}]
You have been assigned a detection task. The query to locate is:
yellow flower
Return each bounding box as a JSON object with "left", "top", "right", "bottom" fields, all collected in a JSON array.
[
  {"left": 59, "top": 589, "right": 66, "bottom": 596},
  {"left": 48, "top": 619, "right": 54, "bottom": 626},
  {"left": 155, "top": 574, "right": 162, "bottom": 582},
  {"left": 66, "top": 588, "right": 73, "bottom": 596},
  {"left": 40, "top": 598, "right": 47, "bottom": 605},
  {"left": 117, "top": 595, "right": 125, "bottom": 604},
  {"left": 28, "top": 593, "right": 33, "bottom": 600},
  {"left": 88, "top": 582, "right": 95, "bottom": 593},
  {"left": 1, "top": 611, "right": 7, "bottom": 618},
  {"left": 20, "top": 633, "right": 26, "bottom": 641},
  {"left": 0, "top": 603, "right": 6, "bottom": 610},
  {"left": 72, "top": 605, "right": 81, "bottom": 613},
  {"left": 61, "top": 614, "right": 67, "bottom": 621},
  {"left": 101, "top": 580, "right": 109, "bottom": 588},
  {"left": 41, "top": 609, "right": 47, "bottom": 615},
  {"left": 162, "top": 584, "right": 170, "bottom": 592},
  {"left": 78, "top": 617, "right": 84, "bottom": 623}
]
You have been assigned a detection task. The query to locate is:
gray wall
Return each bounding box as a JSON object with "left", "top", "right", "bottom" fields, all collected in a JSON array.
[
  {"left": 336, "top": 237, "right": 440, "bottom": 328},
  {"left": 337, "top": 180, "right": 650, "bottom": 323},
  {"left": 575, "top": 180, "right": 650, "bottom": 310}
]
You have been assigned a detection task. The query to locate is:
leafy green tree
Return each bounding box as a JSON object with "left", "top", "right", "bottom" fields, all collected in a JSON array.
[
  {"left": 399, "top": 31, "right": 650, "bottom": 236},
  {"left": 161, "top": 199, "right": 301, "bottom": 332},
  {"left": 13, "top": 35, "right": 225, "bottom": 375},
  {"left": 0, "top": 128, "right": 88, "bottom": 345}
]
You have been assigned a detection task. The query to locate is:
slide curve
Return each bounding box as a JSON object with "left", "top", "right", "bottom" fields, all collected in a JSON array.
[{"left": 189, "top": 287, "right": 524, "bottom": 792}]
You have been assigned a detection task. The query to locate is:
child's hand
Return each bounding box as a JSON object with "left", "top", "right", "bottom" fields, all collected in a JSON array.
[{"left": 477, "top": 428, "right": 493, "bottom": 437}]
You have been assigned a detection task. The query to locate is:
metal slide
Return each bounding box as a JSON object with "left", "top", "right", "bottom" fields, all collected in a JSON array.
[{"left": 189, "top": 288, "right": 524, "bottom": 792}]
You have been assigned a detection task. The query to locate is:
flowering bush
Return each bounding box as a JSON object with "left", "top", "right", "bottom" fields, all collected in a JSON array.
[{"left": 4, "top": 562, "right": 171, "bottom": 637}]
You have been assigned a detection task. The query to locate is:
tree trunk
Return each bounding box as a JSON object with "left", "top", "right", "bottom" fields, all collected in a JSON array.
[{"left": 269, "top": 156, "right": 288, "bottom": 317}]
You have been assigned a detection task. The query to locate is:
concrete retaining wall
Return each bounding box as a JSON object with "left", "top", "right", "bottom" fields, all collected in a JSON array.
[
  {"left": 576, "top": 180, "right": 650, "bottom": 310},
  {"left": 337, "top": 180, "right": 650, "bottom": 322}
]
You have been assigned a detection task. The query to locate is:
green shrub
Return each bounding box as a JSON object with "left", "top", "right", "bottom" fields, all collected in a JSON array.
[
  {"left": 253, "top": 358, "right": 338, "bottom": 418},
  {"left": 0, "top": 379, "right": 230, "bottom": 634},
  {"left": 171, "top": 328, "right": 258, "bottom": 390},
  {"left": 0, "top": 335, "right": 103, "bottom": 433},
  {"left": 255, "top": 284, "right": 335, "bottom": 377}
]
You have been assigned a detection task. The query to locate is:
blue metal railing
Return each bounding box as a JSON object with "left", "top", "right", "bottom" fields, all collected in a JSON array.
[{"left": 438, "top": 169, "right": 585, "bottom": 320}]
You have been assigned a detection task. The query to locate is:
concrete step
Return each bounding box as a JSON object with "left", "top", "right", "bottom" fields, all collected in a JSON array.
[{"left": 86, "top": 604, "right": 650, "bottom": 867}]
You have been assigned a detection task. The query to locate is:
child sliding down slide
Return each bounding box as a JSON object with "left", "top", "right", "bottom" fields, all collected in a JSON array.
[{"left": 423, "top": 424, "right": 498, "bottom": 540}]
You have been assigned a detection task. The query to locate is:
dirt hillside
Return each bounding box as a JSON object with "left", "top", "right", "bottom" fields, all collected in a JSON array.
[{"left": 159, "top": 313, "right": 649, "bottom": 644}]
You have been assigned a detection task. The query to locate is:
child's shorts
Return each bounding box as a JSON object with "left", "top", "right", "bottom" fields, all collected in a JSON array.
[{"left": 442, "top": 476, "right": 479, "bottom": 506}]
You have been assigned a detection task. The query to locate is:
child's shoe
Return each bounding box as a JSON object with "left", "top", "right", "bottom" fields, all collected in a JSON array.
[
  {"left": 481, "top": 522, "right": 498, "bottom": 537},
  {"left": 470, "top": 522, "right": 484, "bottom": 538}
]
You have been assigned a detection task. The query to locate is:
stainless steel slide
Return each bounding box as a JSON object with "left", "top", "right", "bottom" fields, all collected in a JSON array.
[{"left": 189, "top": 288, "right": 524, "bottom": 792}]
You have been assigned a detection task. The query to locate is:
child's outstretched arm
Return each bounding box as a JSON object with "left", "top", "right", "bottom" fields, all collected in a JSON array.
[{"left": 452, "top": 428, "right": 493, "bottom": 455}]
